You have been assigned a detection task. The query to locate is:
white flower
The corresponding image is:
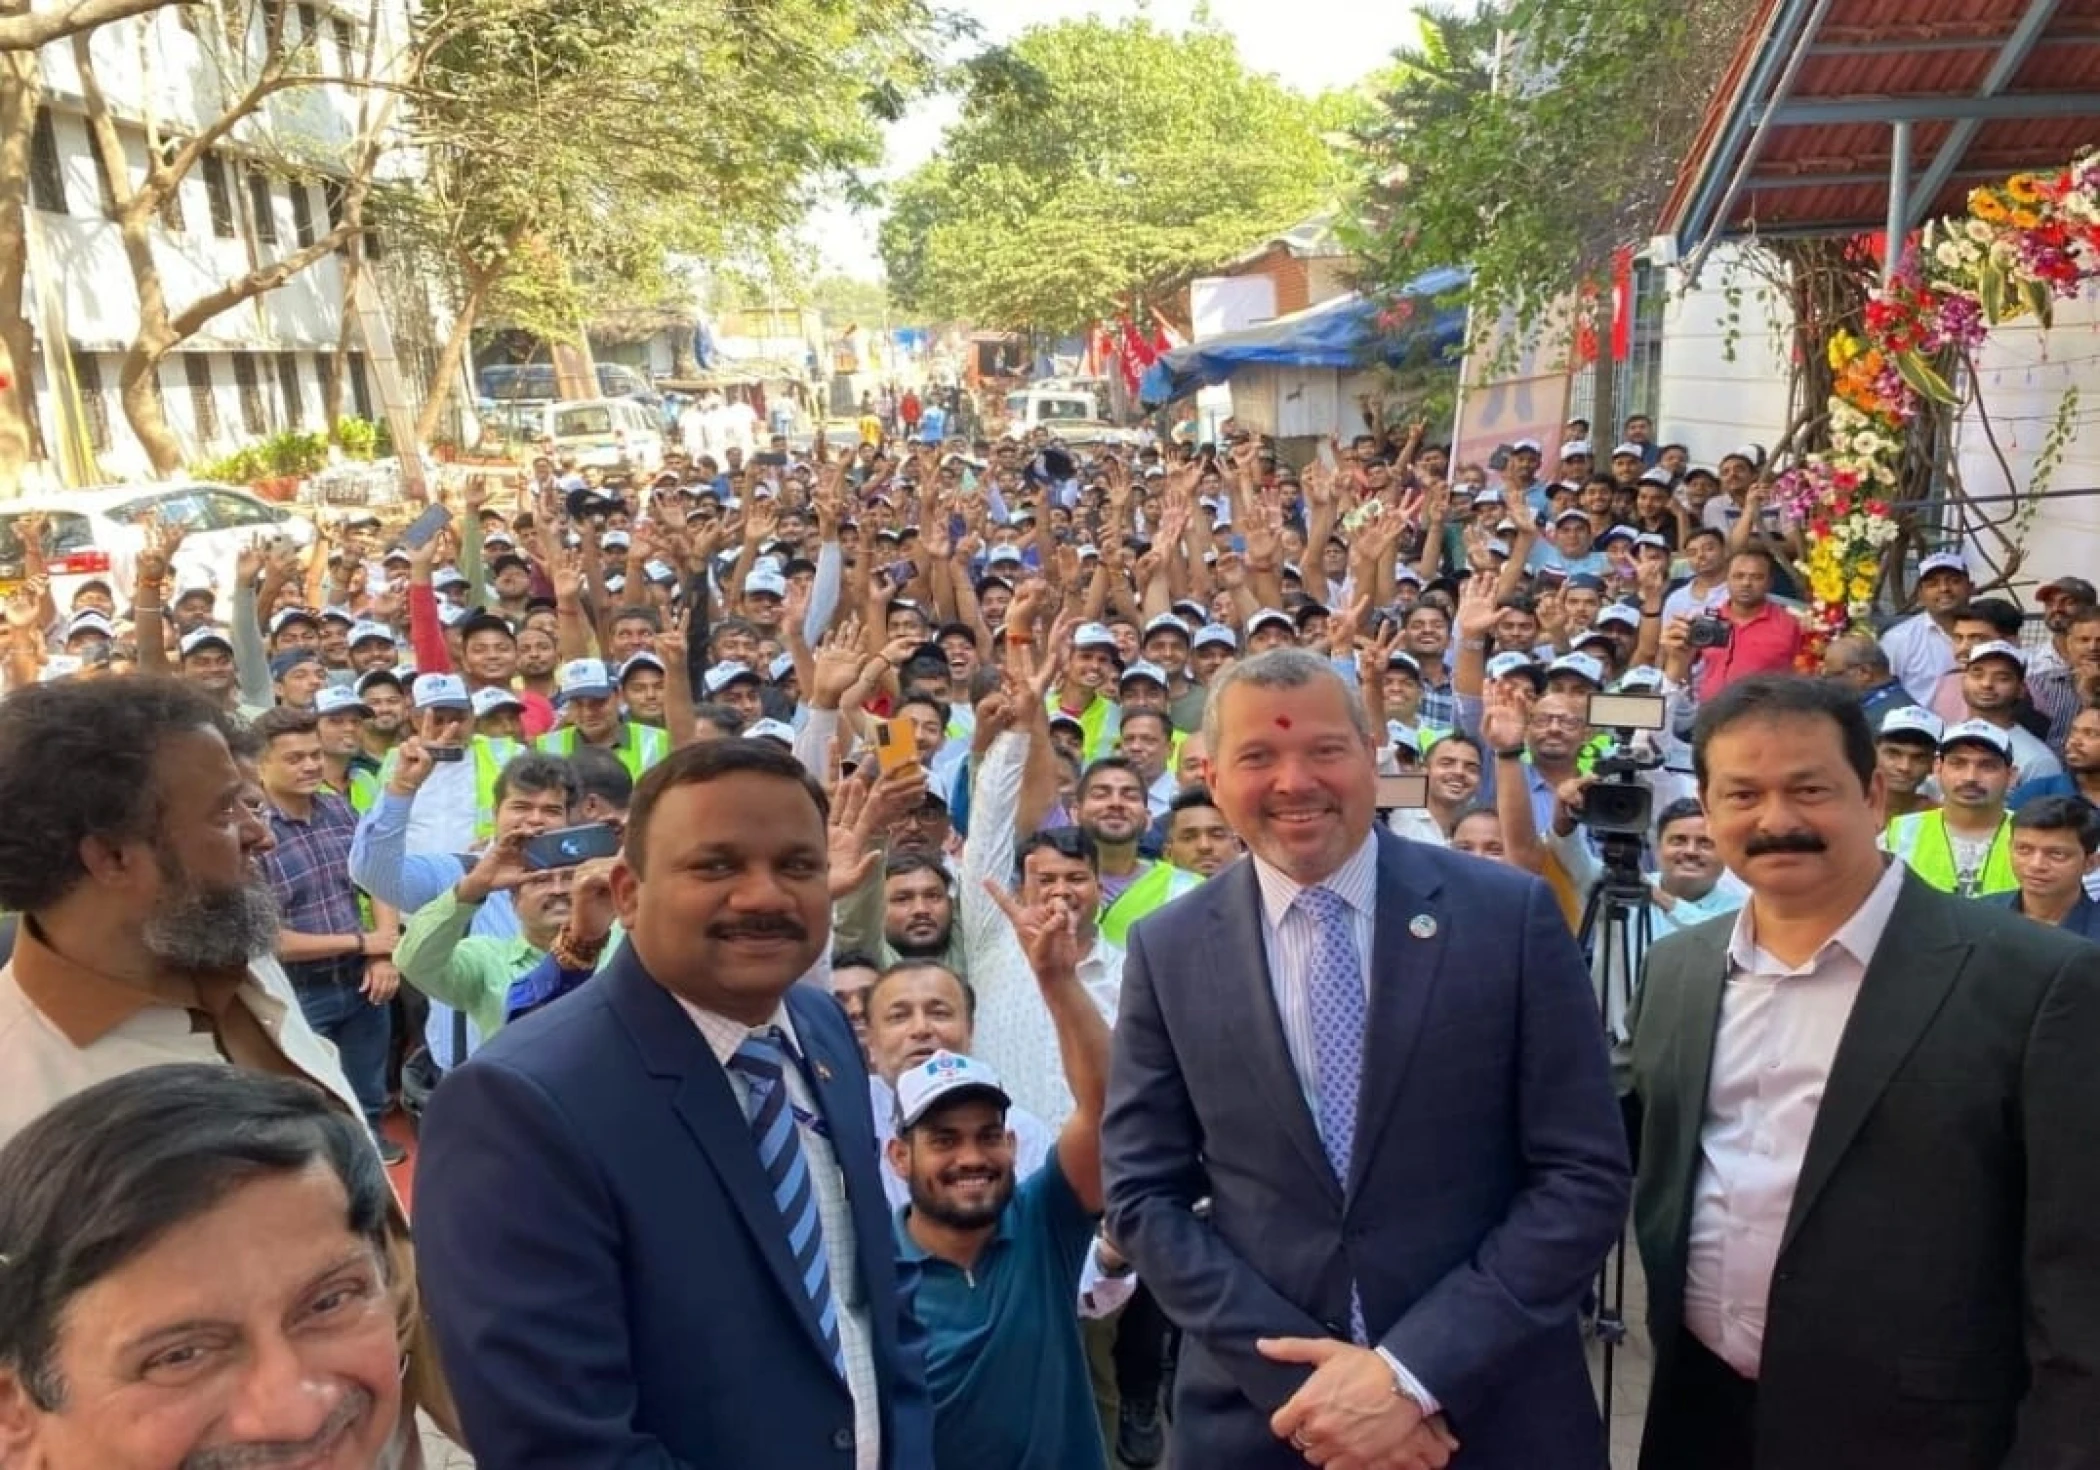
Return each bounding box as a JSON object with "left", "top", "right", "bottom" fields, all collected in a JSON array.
[{"left": 1966, "top": 219, "right": 1994, "bottom": 243}]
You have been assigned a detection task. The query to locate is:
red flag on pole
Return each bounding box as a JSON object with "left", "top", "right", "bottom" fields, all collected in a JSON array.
[
  {"left": 1609, "top": 247, "right": 1635, "bottom": 363},
  {"left": 1570, "top": 282, "right": 1600, "bottom": 370}
]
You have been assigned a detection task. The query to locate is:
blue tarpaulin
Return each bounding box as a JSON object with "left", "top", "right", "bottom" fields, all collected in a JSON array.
[{"left": 1139, "top": 267, "right": 1470, "bottom": 407}]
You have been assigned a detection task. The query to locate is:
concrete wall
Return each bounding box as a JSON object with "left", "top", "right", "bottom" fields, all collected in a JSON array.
[{"left": 1653, "top": 241, "right": 1795, "bottom": 465}]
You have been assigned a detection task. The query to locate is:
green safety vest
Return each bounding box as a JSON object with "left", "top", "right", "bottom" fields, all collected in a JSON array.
[
  {"left": 373, "top": 735, "right": 523, "bottom": 843},
  {"left": 1885, "top": 809, "right": 2018, "bottom": 897},
  {"left": 537, "top": 721, "right": 671, "bottom": 784},
  {"left": 1046, "top": 693, "right": 1117, "bottom": 762},
  {"left": 1100, "top": 862, "right": 1208, "bottom": 946}
]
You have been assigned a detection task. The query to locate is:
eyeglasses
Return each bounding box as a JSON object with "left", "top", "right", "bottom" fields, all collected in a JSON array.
[{"left": 1530, "top": 714, "right": 1589, "bottom": 731}]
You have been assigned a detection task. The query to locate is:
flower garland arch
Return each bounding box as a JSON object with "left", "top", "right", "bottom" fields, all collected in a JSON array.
[{"left": 1771, "top": 148, "right": 2100, "bottom": 659}]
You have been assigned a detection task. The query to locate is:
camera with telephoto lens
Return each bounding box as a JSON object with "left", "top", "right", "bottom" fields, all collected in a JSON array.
[
  {"left": 1687, "top": 614, "right": 1732, "bottom": 650},
  {"left": 1577, "top": 692, "right": 1669, "bottom": 840}
]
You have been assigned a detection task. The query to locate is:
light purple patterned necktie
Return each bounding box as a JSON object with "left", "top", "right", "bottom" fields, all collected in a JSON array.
[
  {"left": 1296, "top": 885, "right": 1366, "bottom": 1185},
  {"left": 1296, "top": 884, "right": 1371, "bottom": 1342}
]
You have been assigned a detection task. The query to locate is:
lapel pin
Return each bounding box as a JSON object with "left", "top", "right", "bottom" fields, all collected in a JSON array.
[
  {"left": 1408, "top": 914, "right": 1438, "bottom": 939},
  {"left": 814, "top": 1060, "right": 833, "bottom": 1083}
]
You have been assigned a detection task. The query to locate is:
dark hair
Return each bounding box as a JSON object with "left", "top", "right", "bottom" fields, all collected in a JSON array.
[
  {"left": 625, "top": 738, "right": 828, "bottom": 877},
  {"left": 883, "top": 851, "right": 952, "bottom": 888},
  {"left": 1425, "top": 729, "right": 1484, "bottom": 762},
  {"left": 1445, "top": 800, "right": 1501, "bottom": 837},
  {"left": 1952, "top": 597, "right": 2023, "bottom": 640},
  {"left": 710, "top": 616, "right": 758, "bottom": 646},
  {"left": 893, "top": 692, "right": 948, "bottom": 727},
  {"left": 0, "top": 1065, "right": 389, "bottom": 1411},
  {"left": 830, "top": 949, "right": 882, "bottom": 975},
  {"left": 1728, "top": 543, "right": 1778, "bottom": 574},
  {"left": 612, "top": 605, "right": 662, "bottom": 631},
  {"left": 1692, "top": 674, "right": 1876, "bottom": 795},
  {"left": 250, "top": 705, "right": 320, "bottom": 744},
  {"left": 0, "top": 678, "right": 237, "bottom": 911},
  {"left": 566, "top": 744, "right": 634, "bottom": 812},
  {"left": 1016, "top": 824, "right": 1100, "bottom": 879},
  {"left": 1685, "top": 525, "right": 1727, "bottom": 549},
  {"left": 1118, "top": 707, "right": 1174, "bottom": 742},
  {"left": 493, "top": 751, "right": 582, "bottom": 810},
  {"left": 1077, "top": 755, "right": 1145, "bottom": 802},
  {"left": 692, "top": 703, "right": 747, "bottom": 737},
  {"left": 1654, "top": 796, "right": 1708, "bottom": 839},
  {"left": 866, "top": 959, "right": 976, "bottom": 1023},
  {"left": 1404, "top": 601, "right": 1452, "bottom": 632},
  {"left": 2011, "top": 794, "right": 2100, "bottom": 854},
  {"left": 223, "top": 720, "right": 266, "bottom": 763}
]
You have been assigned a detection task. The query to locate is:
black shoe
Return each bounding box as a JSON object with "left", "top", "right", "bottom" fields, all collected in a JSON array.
[
  {"left": 1116, "top": 1398, "right": 1163, "bottom": 1468},
  {"left": 376, "top": 1134, "right": 409, "bottom": 1167}
]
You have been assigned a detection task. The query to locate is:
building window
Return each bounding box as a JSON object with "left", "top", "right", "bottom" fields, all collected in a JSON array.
[
  {"left": 346, "top": 352, "right": 373, "bottom": 420},
  {"left": 71, "top": 353, "right": 111, "bottom": 453},
  {"left": 91, "top": 136, "right": 118, "bottom": 218},
  {"left": 296, "top": 2, "right": 318, "bottom": 39},
  {"left": 247, "top": 167, "right": 277, "bottom": 243},
  {"left": 184, "top": 355, "right": 219, "bottom": 442},
  {"left": 321, "top": 177, "right": 349, "bottom": 253},
  {"left": 156, "top": 140, "right": 186, "bottom": 233},
  {"left": 315, "top": 351, "right": 337, "bottom": 418},
  {"left": 232, "top": 352, "right": 268, "bottom": 435},
  {"left": 30, "top": 108, "right": 67, "bottom": 213},
  {"left": 289, "top": 180, "right": 315, "bottom": 246},
  {"left": 202, "top": 152, "right": 236, "bottom": 238},
  {"left": 329, "top": 14, "right": 356, "bottom": 70},
  {"left": 276, "top": 351, "right": 304, "bottom": 428}
]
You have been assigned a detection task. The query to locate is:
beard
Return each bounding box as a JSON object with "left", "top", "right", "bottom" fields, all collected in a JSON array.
[
  {"left": 908, "top": 1166, "right": 1015, "bottom": 1230},
  {"left": 143, "top": 851, "right": 280, "bottom": 972},
  {"left": 887, "top": 925, "right": 950, "bottom": 960}
]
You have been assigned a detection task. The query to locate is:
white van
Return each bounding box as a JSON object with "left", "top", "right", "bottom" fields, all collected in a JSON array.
[{"left": 546, "top": 397, "right": 665, "bottom": 472}]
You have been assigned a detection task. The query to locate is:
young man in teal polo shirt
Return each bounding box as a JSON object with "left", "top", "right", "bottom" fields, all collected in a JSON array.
[{"left": 886, "top": 884, "right": 1114, "bottom": 1470}]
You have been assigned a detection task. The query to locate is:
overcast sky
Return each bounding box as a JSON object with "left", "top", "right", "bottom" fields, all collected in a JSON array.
[{"left": 806, "top": 0, "right": 1423, "bottom": 279}]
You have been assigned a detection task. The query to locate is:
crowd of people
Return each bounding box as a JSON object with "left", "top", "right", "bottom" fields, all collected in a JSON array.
[{"left": 0, "top": 406, "right": 2096, "bottom": 1470}]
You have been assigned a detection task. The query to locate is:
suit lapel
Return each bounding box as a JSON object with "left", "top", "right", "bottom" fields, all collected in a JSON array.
[
  {"left": 1780, "top": 875, "right": 1967, "bottom": 1254},
  {"left": 1668, "top": 925, "right": 1733, "bottom": 1221},
  {"left": 1209, "top": 862, "right": 1339, "bottom": 1204},
  {"left": 788, "top": 986, "right": 888, "bottom": 1298},
  {"left": 1347, "top": 831, "right": 1447, "bottom": 1198},
  {"left": 604, "top": 954, "right": 842, "bottom": 1372}
]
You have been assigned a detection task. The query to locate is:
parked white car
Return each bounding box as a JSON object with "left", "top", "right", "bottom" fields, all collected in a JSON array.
[
  {"left": 545, "top": 396, "right": 666, "bottom": 472},
  {"left": 0, "top": 483, "right": 317, "bottom": 614}
]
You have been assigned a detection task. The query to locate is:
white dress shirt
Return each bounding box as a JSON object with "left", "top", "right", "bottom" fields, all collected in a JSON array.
[
  {"left": 677, "top": 1000, "right": 880, "bottom": 1470},
  {"left": 962, "top": 731, "right": 1126, "bottom": 1126},
  {"left": 1879, "top": 612, "right": 1956, "bottom": 705},
  {"left": 1683, "top": 857, "right": 1907, "bottom": 1378},
  {"left": 1249, "top": 831, "right": 1440, "bottom": 1414}
]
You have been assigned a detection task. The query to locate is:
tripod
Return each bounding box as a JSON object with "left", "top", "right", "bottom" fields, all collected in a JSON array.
[{"left": 1575, "top": 833, "right": 1654, "bottom": 1426}]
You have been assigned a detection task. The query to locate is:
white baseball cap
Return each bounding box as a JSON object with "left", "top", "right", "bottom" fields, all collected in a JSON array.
[
  {"left": 1964, "top": 638, "right": 2026, "bottom": 671},
  {"left": 313, "top": 685, "right": 371, "bottom": 719},
  {"left": 619, "top": 651, "right": 666, "bottom": 682},
  {"left": 743, "top": 717, "right": 797, "bottom": 746},
  {"left": 892, "top": 1051, "right": 1011, "bottom": 1130},
  {"left": 471, "top": 685, "right": 524, "bottom": 718},
  {"left": 1192, "top": 624, "right": 1238, "bottom": 651},
  {"left": 1247, "top": 609, "right": 1295, "bottom": 637},
  {"left": 704, "top": 660, "right": 761, "bottom": 696},
  {"left": 1877, "top": 705, "right": 1944, "bottom": 745},
  {"left": 1919, "top": 550, "right": 1971, "bottom": 581},
  {"left": 1073, "top": 622, "right": 1120, "bottom": 653},
  {"left": 744, "top": 568, "right": 788, "bottom": 599},
  {"left": 1546, "top": 651, "right": 1606, "bottom": 687},
  {"left": 557, "top": 658, "right": 615, "bottom": 701},
  {"left": 1938, "top": 718, "right": 2013, "bottom": 760},
  {"left": 411, "top": 673, "right": 471, "bottom": 712},
  {"left": 1611, "top": 441, "right": 1644, "bottom": 459},
  {"left": 1560, "top": 439, "right": 1594, "bottom": 459},
  {"left": 347, "top": 619, "right": 395, "bottom": 649},
  {"left": 1119, "top": 659, "right": 1169, "bottom": 689},
  {"left": 178, "top": 626, "right": 234, "bottom": 659}
]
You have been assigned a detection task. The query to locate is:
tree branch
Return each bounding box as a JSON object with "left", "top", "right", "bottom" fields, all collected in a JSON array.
[{"left": 0, "top": 0, "right": 173, "bottom": 51}]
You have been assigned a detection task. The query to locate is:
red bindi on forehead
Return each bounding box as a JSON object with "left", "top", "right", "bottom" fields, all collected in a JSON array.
[{"left": 1275, "top": 717, "right": 1292, "bottom": 729}]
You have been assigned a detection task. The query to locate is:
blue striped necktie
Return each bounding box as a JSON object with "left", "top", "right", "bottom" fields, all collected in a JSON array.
[
  {"left": 1295, "top": 884, "right": 1372, "bottom": 1344},
  {"left": 727, "top": 1027, "right": 846, "bottom": 1378}
]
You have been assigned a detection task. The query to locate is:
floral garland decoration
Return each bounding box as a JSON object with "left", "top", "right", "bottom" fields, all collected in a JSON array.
[{"left": 1772, "top": 148, "right": 2100, "bottom": 660}]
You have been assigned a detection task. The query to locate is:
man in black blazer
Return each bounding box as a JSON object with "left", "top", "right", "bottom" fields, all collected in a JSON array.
[
  {"left": 1104, "top": 650, "right": 1630, "bottom": 1469},
  {"left": 1632, "top": 675, "right": 2100, "bottom": 1470},
  {"left": 414, "top": 741, "right": 932, "bottom": 1468}
]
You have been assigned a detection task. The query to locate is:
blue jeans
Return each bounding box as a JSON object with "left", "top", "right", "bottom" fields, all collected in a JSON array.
[{"left": 294, "top": 979, "right": 393, "bottom": 1130}]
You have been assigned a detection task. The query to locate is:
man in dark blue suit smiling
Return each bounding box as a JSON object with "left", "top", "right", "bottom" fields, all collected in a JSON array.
[
  {"left": 414, "top": 740, "right": 931, "bottom": 1469},
  {"left": 1103, "top": 647, "right": 1630, "bottom": 1469}
]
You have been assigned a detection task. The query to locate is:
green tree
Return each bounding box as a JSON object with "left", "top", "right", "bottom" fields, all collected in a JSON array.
[
  {"left": 395, "top": 0, "right": 946, "bottom": 444},
  {"left": 878, "top": 16, "right": 1344, "bottom": 332},
  {"left": 1348, "top": 0, "right": 1755, "bottom": 363}
]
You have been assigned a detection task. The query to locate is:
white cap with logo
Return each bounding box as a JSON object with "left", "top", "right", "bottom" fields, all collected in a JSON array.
[{"left": 892, "top": 1050, "right": 1012, "bottom": 1130}]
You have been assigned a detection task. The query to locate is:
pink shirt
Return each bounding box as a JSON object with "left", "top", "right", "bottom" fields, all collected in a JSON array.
[
  {"left": 1683, "top": 858, "right": 1907, "bottom": 1377},
  {"left": 1696, "top": 600, "right": 1804, "bottom": 701}
]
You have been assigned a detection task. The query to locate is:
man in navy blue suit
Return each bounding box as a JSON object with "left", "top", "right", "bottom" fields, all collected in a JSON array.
[
  {"left": 413, "top": 739, "right": 932, "bottom": 1468},
  {"left": 1103, "top": 647, "right": 1631, "bottom": 1469}
]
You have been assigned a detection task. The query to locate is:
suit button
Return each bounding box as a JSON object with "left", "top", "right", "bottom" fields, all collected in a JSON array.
[{"left": 831, "top": 1428, "right": 853, "bottom": 1452}]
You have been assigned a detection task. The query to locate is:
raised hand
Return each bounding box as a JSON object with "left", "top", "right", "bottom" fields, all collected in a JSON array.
[
  {"left": 4, "top": 577, "right": 47, "bottom": 630},
  {"left": 811, "top": 618, "right": 868, "bottom": 705},
  {"left": 983, "top": 878, "right": 1081, "bottom": 984},
  {"left": 1457, "top": 567, "right": 1501, "bottom": 640}
]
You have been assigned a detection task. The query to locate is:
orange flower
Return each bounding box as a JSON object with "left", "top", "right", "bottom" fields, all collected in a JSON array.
[
  {"left": 2011, "top": 207, "right": 2041, "bottom": 229},
  {"left": 2007, "top": 173, "right": 2047, "bottom": 205},
  {"left": 1970, "top": 189, "right": 2009, "bottom": 223}
]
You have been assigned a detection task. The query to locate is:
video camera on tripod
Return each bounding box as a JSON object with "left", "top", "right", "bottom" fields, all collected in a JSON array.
[{"left": 1574, "top": 691, "right": 1670, "bottom": 891}]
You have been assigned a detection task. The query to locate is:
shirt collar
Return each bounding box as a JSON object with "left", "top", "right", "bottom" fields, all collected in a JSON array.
[
  {"left": 675, "top": 994, "right": 801, "bottom": 1070},
  {"left": 11, "top": 914, "right": 236, "bottom": 1047},
  {"left": 1253, "top": 828, "right": 1379, "bottom": 932},
  {"left": 1726, "top": 855, "right": 1907, "bottom": 977}
]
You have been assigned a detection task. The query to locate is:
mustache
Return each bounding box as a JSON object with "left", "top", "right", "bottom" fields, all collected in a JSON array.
[
  {"left": 708, "top": 916, "right": 807, "bottom": 941},
  {"left": 1743, "top": 830, "right": 1827, "bottom": 857},
  {"left": 182, "top": 1385, "right": 370, "bottom": 1468}
]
